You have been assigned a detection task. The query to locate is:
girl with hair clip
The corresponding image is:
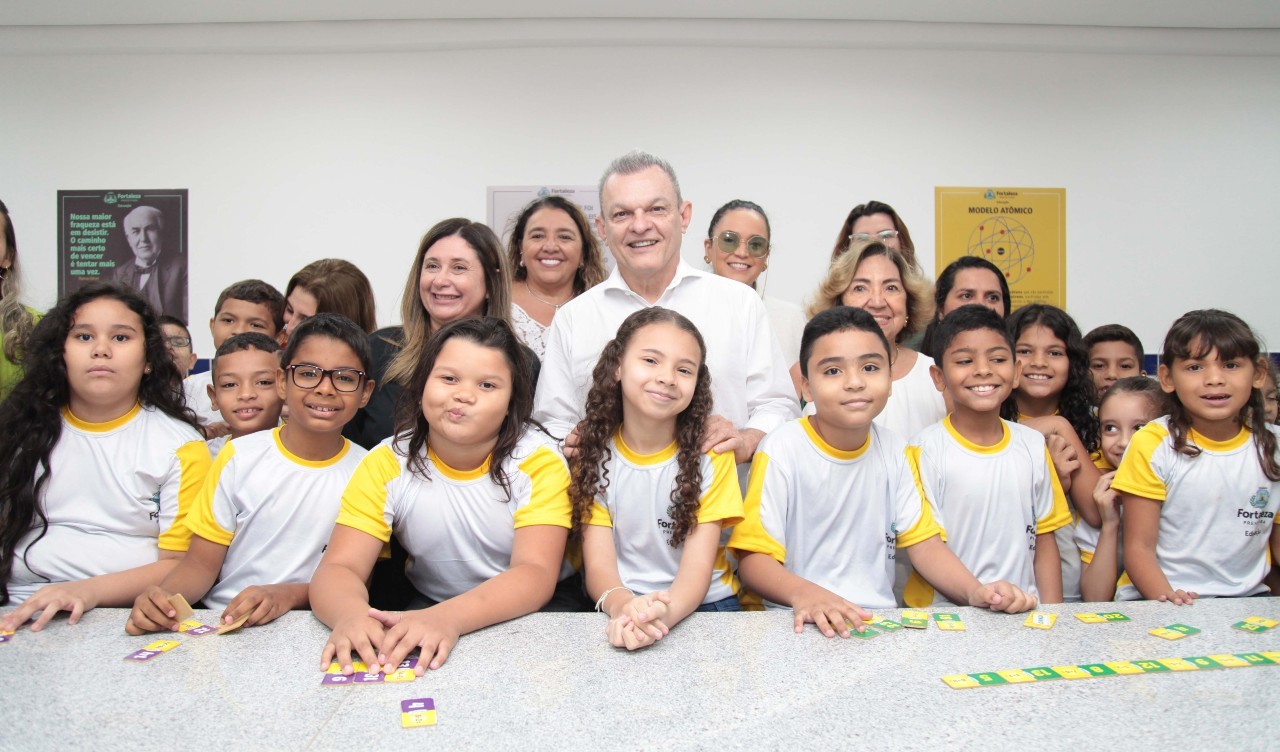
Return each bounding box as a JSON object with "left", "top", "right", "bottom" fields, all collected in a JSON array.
[
  {"left": 312, "top": 317, "right": 573, "bottom": 675},
  {"left": 507, "top": 196, "right": 607, "bottom": 358},
  {"left": 919, "top": 256, "right": 1011, "bottom": 361},
  {"left": 570, "top": 307, "right": 744, "bottom": 651},
  {"left": 0, "top": 282, "right": 211, "bottom": 632},
  {"left": 1077, "top": 376, "right": 1163, "bottom": 602},
  {"left": 1113, "top": 310, "right": 1280, "bottom": 602},
  {"left": 0, "top": 199, "right": 40, "bottom": 401},
  {"left": 282, "top": 258, "right": 378, "bottom": 342},
  {"left": 1006, "top": 304, "right": 1103, "bottom": 602}
]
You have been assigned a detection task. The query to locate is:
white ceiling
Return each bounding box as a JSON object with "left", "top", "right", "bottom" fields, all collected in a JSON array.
[{"left": 2, "top": 0, "right": 1279, "bottom": 29}]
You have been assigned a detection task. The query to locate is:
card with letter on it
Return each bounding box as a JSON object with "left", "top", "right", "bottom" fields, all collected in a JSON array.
[
  {"left": 1074, "top": 612, "right": 1107, "bottom": 623},
  {"left": 385, "top": 657, "right": 420, "bottom": 682},
  {"left": 400, "top": 697, "right": 437, "bottom": 728},
  {"left": 1207, "top": 654, "right": 1251, "bottom": 668},
  {"left": 1024, "top": 612, "right": 1056, "bottom": 630},
  {"left": 996, "top": 668, "right": 1036, "bottom": 683},
  {"left": 1098, "top": 612, "right": 1130, "bottom": 622},
  {"left": 1156, "top": 658, "right": 1199, "bottom": 672},
  {"left": 327, "top": 660, "right": 370, "bottom": 674},
  {"left": 1051, "top": 665, "right": 1091, "bottom": 680},
  {"left": 1078, "top": 663, "right": 1118, "bottom": 677},
  {"left": 1236, "top": 652, "right": 1277, "bottom": 666},
  {"left": 321, "top": 673, "right": 355, "bottom": 686},
  {"left": 933, "top": 613, "right": 966, "bottom": 631},
  {"left": 847, "top": 626, "right": 880, "bottom": 639},
  {"left": 900, "top": 610, "right": 929, "bottom": 629},
  {"left": 968, "top": 671, "right": 1007, "bottom": 686},
  {"left": 215, "top": 611, "right": 251, "bottom": 635},
  {"left": 1166, "top": 623, "right": 1200, "bottom": 636},
  {"left": 351, "top": 671, "right": 385, "bottom": 684},
  {"left": 124, "top": 639, "right": 180, "bottom": 662},
  {"left": 177, "top": 620, "right": 216, "bottom": 636},
  {"left": 167, "top": 593, "right": 194, "bottom": 623},
  {"left": 1103, "top": 661, "right": 1145, "bottom": 675},
  {"left": 941, "top": 674, "right": 980, "bottom": 689},
  {"left": 1149, "top": 627, "right": 1189, "bottom": 640},
  {"left": 871, "top": 617, "right": 903, "bottom": 632},
  {"left": 1133, "top": 660, "right": 1171, "bottom": 673},
  {"left": 1233, "top": 616, "right": 1277, "bottom": 633},
  {"left": 1245, "top": 616, "right": 1278, "bottom": 627},
  {"left": 1024, "top": 666, "right": 1062, "bottom": 681}
]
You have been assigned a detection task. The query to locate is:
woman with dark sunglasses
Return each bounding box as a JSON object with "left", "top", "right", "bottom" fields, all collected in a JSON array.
[{"left": 702, "top": 200, "right": 805, "bottom": 398}]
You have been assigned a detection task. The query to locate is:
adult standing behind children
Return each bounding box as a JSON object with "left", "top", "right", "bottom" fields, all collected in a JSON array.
[
  {"left": 344, "top": 218, "right": 534, "bottom": 450},
  {"left": 507, "top": 196, "right": 607, "bottom": 358},
  {"left": 0, "top": 199, "right": 39, "bottom": 401},
  {"left": 533, "top": 151, "right": 798, "bottom": 466},
  {"left": 702, "top": 200, "right": 806, "bottom": 399},
  {"left": 806, "top": 241, "right": 944, "bottom": 442},
  {"left": 280, "top": 259, "right": 378, "bottom": 345}
]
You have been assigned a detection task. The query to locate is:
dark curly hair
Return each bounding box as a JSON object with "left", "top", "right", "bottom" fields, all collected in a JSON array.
[
  {"left": 1005, "top": 304, "right": 1099, "bottom": 452},
  {"left": 0, "top": 282, "right": 198, "bottom": 604},
  {"left": 568, "top": 307, "right": 713, "bottom": 549},
  {"left": 1160, "top": 309, "right": 1280, "bottom": 480},
  {"left": 394, "top": 316, "right": 540, "bottom": 499}
]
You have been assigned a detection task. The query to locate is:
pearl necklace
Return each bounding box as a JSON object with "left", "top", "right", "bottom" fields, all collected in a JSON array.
[{"left": 524, "top": 281, "right": 572, "bottom": 311}]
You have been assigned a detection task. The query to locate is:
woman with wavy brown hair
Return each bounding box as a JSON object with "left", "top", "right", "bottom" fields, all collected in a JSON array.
[{"left": 569, "top": 307, "right": 745, "bottom": 651}]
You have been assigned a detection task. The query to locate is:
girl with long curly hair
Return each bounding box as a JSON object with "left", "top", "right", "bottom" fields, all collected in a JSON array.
[
  {"left": 1006, "top": 304, "right": 1104, "bottom": 602},
  {"left": 0, "top": 282, "right": 211, "bottom": 632},
  {"left": 570, "top": 307, "right": 744, "bottom": 651}
]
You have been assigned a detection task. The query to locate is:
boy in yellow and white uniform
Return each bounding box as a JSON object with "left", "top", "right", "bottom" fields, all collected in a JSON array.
[
  {"left": 904, "top": 305, "right": 1072, "bottom": 607},
  {"left": 337, "top": 427, "right": 573, "bottom": 605},
  {"left": 587, "top": 433, "right": 743, "bottom": 608},
  {"left": 186, "top": 427, "right": 366, "bottom": 610},
  {"left": 733, "top": 307, "right": 1038, "bottom": 637},
  {"left": 126, "top": 314, "right": 374, "bottom": 633},
  {"left": 1112, "top": 416, "right": 1280, "bottom": 600},
  {"left": 8, "top": 404, "right": 210, "bottom": 603}
]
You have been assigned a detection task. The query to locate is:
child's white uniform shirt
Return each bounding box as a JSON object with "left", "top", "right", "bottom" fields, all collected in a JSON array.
[
  {"left": 587, "top": 432, "right": 744, "bottom": 605},
  {"left": 904, "top": 416, "right": 1072, "bottom": 606},
  {"left": 182, "top": 371, "right": 222, "bottom": 427},
  {"left": 184, "top": 428, "right": 367, "bottom": 610},
  {"left": 729, "top": 418, "right": 940, "bottom": 610},
  {"left": 337, "top": 427, "right": 572, "bottom": 604},
  {"left": 1112, "top": 417, "right": 1279, "bottom": 599},
  {"left": 6, "top": 405, "right": 210, "bottom": 603}
]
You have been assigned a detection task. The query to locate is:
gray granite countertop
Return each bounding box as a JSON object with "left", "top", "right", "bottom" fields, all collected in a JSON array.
[{"left": 1, "top": 599, "right": 1277, "bottom": 751}]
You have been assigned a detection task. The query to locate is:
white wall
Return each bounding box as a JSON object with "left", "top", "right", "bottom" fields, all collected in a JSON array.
[{"left": 2, "top": 19, "right": 1278, "bottom": 356}]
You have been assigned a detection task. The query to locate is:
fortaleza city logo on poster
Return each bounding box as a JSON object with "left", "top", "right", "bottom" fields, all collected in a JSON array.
[{"left": 935, "top": 186, "right": 1066, "bottom": 310}]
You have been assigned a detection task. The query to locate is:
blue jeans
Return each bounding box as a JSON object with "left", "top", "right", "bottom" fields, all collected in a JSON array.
[{"left": 696, "top": 594, "right": 741, "bottom": 612}]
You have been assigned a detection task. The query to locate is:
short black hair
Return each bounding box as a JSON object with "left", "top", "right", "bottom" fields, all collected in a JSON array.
[
  {"left": 932, "top": 304, "right": 1012, "bottom": 360},
  {"left": 214, "top": 279, "right": 286, "bottom": 333},
  {"left": 798, "top": 306, "right": 890, "bottom": 378},
  {"left": 1084, "top": 323, "right": 1144, "bottom": 359},
  {"left": 280, "top": 312, "right": 373, "bottom": 374},
  {"left": 156, "top": 314, "right": 191, "bottom": 338},
  {"left": 212, "top": 332, "right": 281, "bottom": 378}
]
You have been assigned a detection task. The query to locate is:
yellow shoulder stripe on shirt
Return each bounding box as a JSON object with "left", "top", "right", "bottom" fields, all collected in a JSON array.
[
  {"left": 159, "top": 439, "right": 215, "bottom": 552},
  {"left": 513, "top": 445, "right": 572, "bottom": 529},
  {"left": 183, "top": 440, "right": 239, "bottom": 547},
  {"left": 335, "top": 444, "right": 403, "bottom": 542},
  {"left": 727, "top": 452, "right": 787, "bottom": 564},
  {"left": 696, "top": 451, "right": 745, "bottom": 527},
  {"left": 1110, "top": 422, "right": 1170, "bottom": 501},
  {"left": 1038, "top": 447, "right": 1073, "bottom": 535}
]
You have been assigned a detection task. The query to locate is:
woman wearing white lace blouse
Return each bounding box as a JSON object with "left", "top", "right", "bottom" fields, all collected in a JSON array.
[
  {"left": 507, "top": 196, "right": 607, "bottom": 358},
  {"left": 702, "top": 200, "right": 806, "bottom": 398},
  {"left": 803, "top": 240, "right": 945, "bottom": 442}
]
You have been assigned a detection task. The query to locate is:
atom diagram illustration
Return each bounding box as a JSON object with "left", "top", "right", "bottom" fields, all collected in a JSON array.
[{"left": 966, "top": 217, "right": 1035, "bottom": 285}]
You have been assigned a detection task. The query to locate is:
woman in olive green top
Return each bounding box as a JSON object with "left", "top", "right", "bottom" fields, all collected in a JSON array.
[{"left": 0, "top": 200, "right": 39, "bottom": 402}]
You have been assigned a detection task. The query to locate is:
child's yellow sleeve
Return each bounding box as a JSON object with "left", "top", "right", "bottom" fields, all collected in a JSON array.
[
  {"left": 1110, "top": 423, "right": 1170, "bottom": 501},
  {"left": 335, "top": 445, "right": 401, "bottom": 542},
  {"left": 727, "top": 452, "right": 787, "bottom": 564},
  {"left": 158, "top": 439, "right": 214, "bottom": 552},
  {"left": 587, "top": 502, "right": 613, "bottom": 528},
  {"left": 513, "top": 445, "right": 573, "bottom": 529},
  {"left": 183, "top": 441, "right": 238, "bottom": 547},
  {"left": 696, "top": 451, "right": 744, "bottom": 527}
]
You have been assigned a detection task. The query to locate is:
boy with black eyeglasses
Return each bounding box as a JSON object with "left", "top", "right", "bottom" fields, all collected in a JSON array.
[{"left": 126, "top": 314, "right": 373, "bottom": 635}]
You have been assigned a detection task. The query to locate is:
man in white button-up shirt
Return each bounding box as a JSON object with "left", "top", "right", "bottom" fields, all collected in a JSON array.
[{"left": 533, "top": 151, "right": 798, "bottom": 466}]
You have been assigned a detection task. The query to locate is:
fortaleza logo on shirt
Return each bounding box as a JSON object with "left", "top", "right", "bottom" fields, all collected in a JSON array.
[
  {"left": 149, "top": 490, "right": 161, "bottom": 521},
  {"left": 1238, "top": 487, "right": 1274, "bottom": 523}
]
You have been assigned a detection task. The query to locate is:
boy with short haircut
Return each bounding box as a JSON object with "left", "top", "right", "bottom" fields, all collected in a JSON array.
[
  {"left": 158, "top": 315, "right": 198, "bottom": 382},
  {"left": 183, "top": 279, "right": 286, "bottom": 433},
  {"left": 204, "top": 332, "right": 285, "bottom": 456},
  {"left": 904, "top": 304, "right": 1072, "bottom": 606},
  {"left": 730, "top": 307, "right": 1036, "bottom": 638},
  {"left": 126, "top": 314, "right": 373, "bottom": 633},
  {"left": 1083, "top": 324, "right": 1145, "bottom": 400}
]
